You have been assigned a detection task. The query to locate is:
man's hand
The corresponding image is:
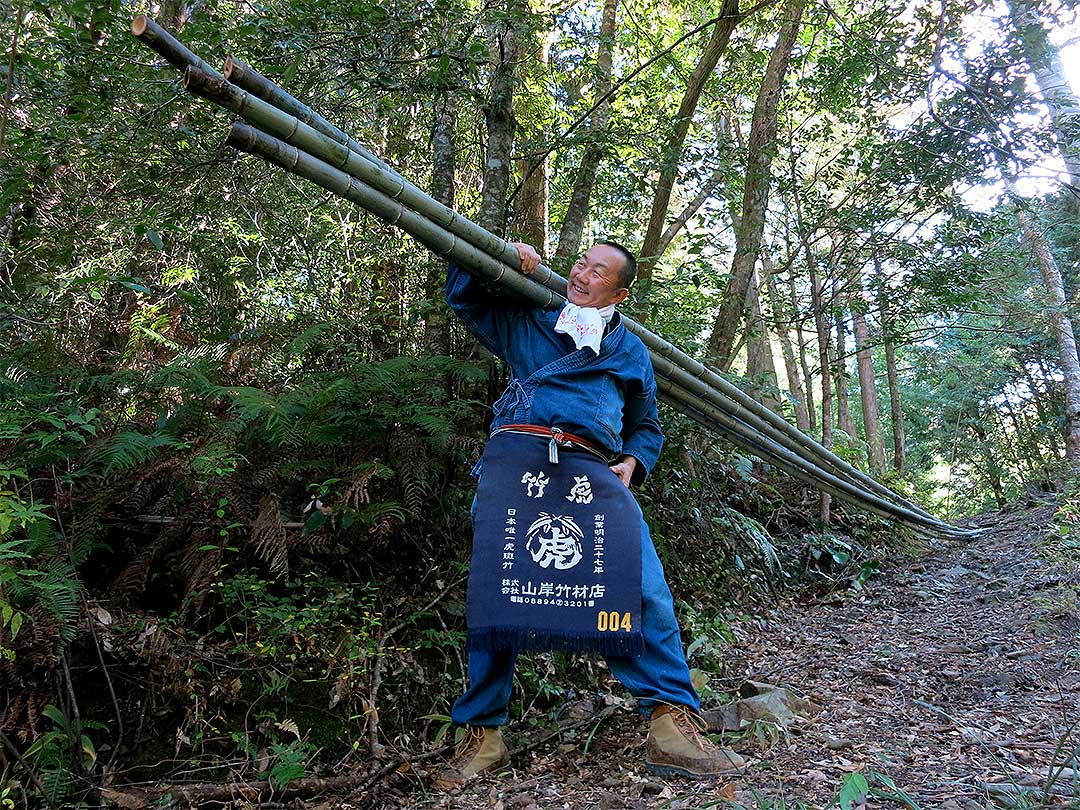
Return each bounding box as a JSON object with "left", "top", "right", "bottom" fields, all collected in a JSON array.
[
  {"left": 511, "top": 242, "right": 542, "bottom": 274},
  {"left": 609, "top": 455, "right": 637, "bottom": 488}
]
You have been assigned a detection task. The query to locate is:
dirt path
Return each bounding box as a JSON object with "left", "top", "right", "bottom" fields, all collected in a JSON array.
[{"left": 357, "top": 505, "right": 1080, "bottom": 809}]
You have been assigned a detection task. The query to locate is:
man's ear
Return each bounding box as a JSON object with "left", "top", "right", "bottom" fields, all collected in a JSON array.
[{"left": 611, "top": 287, "right": 630, "bottom": 306}]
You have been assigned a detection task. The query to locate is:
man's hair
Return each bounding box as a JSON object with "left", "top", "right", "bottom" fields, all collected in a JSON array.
[{"left": 598, "top": 240, "right": 638, "bottom": 289}]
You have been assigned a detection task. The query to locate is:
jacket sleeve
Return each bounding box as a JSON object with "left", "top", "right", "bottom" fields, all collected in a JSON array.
[
  {"left": 620, "top": 355, "right": 665, "bottom": 486},
  {"left": 445, "top": 261, "right": 521, "bottom": 359}
]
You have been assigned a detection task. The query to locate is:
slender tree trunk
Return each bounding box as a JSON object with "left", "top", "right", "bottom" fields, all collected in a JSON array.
[
  {"left": 514, "top": 30, "right": 552, "bottom": 254},
  {"left": 516, "top": 152, "right": 549, "bottom": 254},
  {"left": 833, "top": 278, "right": 856, "bottom": 440},
  {"left": 882, "top": 325, "right": 905, "bottom": 473},
  {"left": 478, "top": 0, "right": 525, "bottom": 236},
  {"left": 424, "top": 88, "right": 458, "bottom": 359},
  {"left": 765, "top": 263, "right": 810, "bottom": 429},
  {"left": 0, "top": 2, "right": 24, "bottom": 153},
  {"left": 554, "top": 0, "right": 618, "bottom": 262},
  {"left": 809, "top": 259, "right": 832, "bottom": 524},
  {"left": 1017, "top": 206, "right": 1080, "bottom": 461},
  {"left": 654, "top": 164, "right": 727, "bottom": 261},
  {"left": 636, "top": 0, "right": 740, "bottom": 288},
  {"left": 706, "top": 0, "right": 807, "bottom": 367},
  {"left": 1010, "top": 0, "right": 1080, "bottom": 196},
  {"left": 851, "top": 272, "right": 887, "bottom": 476},
  {"left": 745, "top": 268, "right": 781, "bottom": 412},
  {"left": 788, "top": 272, "right": 816, "bottom": 431},
  {"left": 876, "top": 263, "right": 906, "bottom": 474}
]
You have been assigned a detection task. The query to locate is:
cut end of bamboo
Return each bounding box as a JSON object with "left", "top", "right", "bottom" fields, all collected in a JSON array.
[
  {"left": 223, "top": 56, "right": 244, "bottom": 81},
  {"left": 131, "top": 14, "right": 149, "bottom": 36}
]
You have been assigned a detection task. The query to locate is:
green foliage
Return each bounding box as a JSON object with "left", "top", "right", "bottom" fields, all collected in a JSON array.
[
  {"left": 1046, "top": 478, "right": 1080, "bottom": 570},
  {"left": 210, "top": 571, "right": 380, "bottom": 682},
  {"left": 1, "top": 0, "right": 1078, "bottom": 794},
  {"left": 24, "top": 704, "right": 105, "bottom": 805}
]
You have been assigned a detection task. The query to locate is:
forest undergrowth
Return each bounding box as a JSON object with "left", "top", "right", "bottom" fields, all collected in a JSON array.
[
  {"left": 3, "top": 0, "right": 1080, "bottom": 804},
  {"left": 0, "top": 333, "right": 911, "bottom": 807}
]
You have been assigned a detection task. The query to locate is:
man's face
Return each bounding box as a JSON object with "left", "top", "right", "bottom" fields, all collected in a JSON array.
[{"left": 568, "top": 243, "right": 630, "bottom": 308}]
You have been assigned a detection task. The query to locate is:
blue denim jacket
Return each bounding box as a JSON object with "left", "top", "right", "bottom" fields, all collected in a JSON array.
[{"left": 446, "top": 262, "right": 664, "bottom": 485}]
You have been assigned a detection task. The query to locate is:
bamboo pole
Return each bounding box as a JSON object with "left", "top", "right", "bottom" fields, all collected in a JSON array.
[
  {"left": 223, "top": 122, "right": 969, "bottom": 536},
  {"left": 182, "top": 67, "right": 553, "bottom": 294},
  {"left": 178, "top": 65, "right": 939, "bottom": 522},
  {"left": 656, "top": 379, "right": 969, "bottom": 536},
  {"left": 222, "top": 56, "right": 394, "bottom": 177},
  {"left": 131, "top": 16, "right": 222, "bottom": 77}
]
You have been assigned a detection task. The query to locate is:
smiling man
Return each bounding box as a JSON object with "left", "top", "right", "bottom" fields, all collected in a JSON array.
[{"left": 436, "top": 241, "right": 744, "bottom": 788}]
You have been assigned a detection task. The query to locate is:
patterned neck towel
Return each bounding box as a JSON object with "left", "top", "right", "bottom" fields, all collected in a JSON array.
[
  {"left": 466, "top": 431, "right": 643, "bottom": 657},
  {"left": 554, "top": 303, "right": 616, "bottom": 355}
]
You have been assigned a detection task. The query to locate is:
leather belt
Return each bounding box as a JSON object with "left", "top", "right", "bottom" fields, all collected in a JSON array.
[{"left": 492, "top": 423, "right": 608, "bottom": 464}]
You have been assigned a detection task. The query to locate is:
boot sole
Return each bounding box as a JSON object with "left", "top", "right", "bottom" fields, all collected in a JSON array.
[{"left": 645, "top": 761, "right": 739, "bottom": 779}]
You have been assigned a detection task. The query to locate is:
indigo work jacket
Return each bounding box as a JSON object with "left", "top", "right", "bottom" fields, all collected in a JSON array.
[{"left": 446, "top": 262, "right": 664, "bottom": 486}]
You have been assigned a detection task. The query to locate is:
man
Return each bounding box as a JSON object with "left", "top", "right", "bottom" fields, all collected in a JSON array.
[{"left": 437, "top": 241, "right": 744, "bottom": 787}]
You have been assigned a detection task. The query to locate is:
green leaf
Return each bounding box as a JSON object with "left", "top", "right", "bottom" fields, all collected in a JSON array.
[
  {"left": 838, "top": 771, "right": 868, "bottom": 810},
  {"left": 302, "top": 511, "right": 327, "bottom": 536},
  {"left": 9, "top": 612, "right": 22, "bottom": 639},
  {"left": 146, "top": 230, "right": 165, "bottom": 250},
  {"left": 81, "top": 734, "right": 97, "bottom": 765},
  {"left": 42, "top": 704, "right": 68, "bottom": 729}
]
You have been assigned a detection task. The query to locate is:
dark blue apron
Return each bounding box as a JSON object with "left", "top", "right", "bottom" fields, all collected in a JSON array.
[{"left": 466, "top": 430, "right": 644, "bottom": 657}]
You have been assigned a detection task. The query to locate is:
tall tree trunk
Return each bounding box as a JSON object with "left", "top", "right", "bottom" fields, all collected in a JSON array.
[
  {"left": 705, "top": 0, "right": 807, "bottom": 368},
  {"left": 882, "top": 323, "right": 905, "bottom": 474},
  {"left": 554, "top": 0, "right": 618, "bottom": 262},
  {"left": 765, "top": 262, "right": 810, "bottom": 429},
  {"left": 478, "top": 0, "right": 525, "bottom": 236},
  {"left": 424, "top": 88, "right": 458, "bottom": 359},
  {"left": 513, "top": 30, "right": 552, "bottom": 254},
  {"left": 809, "top": 258, "right": 832, "bottom": 524},
  {"left": 851, "top": 272, "right": 887, "bottom": 476},
  {"left": 745, "top": 268, "right": 781, "bottom": 412},
  {"left": 833, "top": 278, "right": 856, "bottom": 440},
  {"left": 1017, "top": 206, "right": 1080, "bottom": 462},
  {"left": 636, "top": 0, "right": 740, "bottom": 288},
  {"left": 1010, "top": 0, "right": 1080, "bottom": 196},
  {"left": 788, "top": 271, "right": 816, "bottom": 431},
  {"left": 877, "top": 262, "right": 906, "bottom": 474},
  {"left": 0, "top": 2, "right": 24, "bottom": 154}
]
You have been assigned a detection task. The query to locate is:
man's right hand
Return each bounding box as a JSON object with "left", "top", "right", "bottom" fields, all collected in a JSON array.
[{"left": 510, "top": 242, "right": 541, "bottom": 274}]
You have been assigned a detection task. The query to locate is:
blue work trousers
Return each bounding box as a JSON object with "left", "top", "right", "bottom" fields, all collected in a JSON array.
[{"left": 451, "top": 508, "right": 700, "bottom": 727}]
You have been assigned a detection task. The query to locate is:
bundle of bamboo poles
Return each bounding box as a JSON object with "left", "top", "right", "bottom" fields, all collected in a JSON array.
[{"left": 131, "top": 16, "right": 975, "bottom": 538}]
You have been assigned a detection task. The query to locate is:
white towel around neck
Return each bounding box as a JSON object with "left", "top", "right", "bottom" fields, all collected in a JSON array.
[{"left": 554, "top": 302, "right": 616, "bottom": 355}]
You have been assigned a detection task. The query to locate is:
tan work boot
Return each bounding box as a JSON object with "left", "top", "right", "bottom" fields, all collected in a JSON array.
[
  {"left": 433, "top": 726, "right": 510, "bottom": 789},
  {"left": 645, "top": 705, "right": 746, "bottom": 778}
]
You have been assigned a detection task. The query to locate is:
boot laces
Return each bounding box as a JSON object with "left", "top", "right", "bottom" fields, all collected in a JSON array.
[
  {"left": 668, "top": 706, "right": 710, "bottom": 752},
  {"left": 451, "top": 726, "right": 485, "bottom": 766}
]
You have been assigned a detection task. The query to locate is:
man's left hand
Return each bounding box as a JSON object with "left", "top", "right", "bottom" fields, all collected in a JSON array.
[{"left": 609, "top": 455, "right": 637, "bottom": 488}]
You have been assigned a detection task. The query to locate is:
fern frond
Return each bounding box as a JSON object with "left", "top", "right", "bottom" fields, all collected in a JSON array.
[
  {"left": 250, "top": 495, "right": 288, "bottom": 579},
  {"left": 288, "top": 322, "right": 337, "bottom": 359},
  {"left": 87, "top": 431, "right": 183, "bottom": 475}
]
